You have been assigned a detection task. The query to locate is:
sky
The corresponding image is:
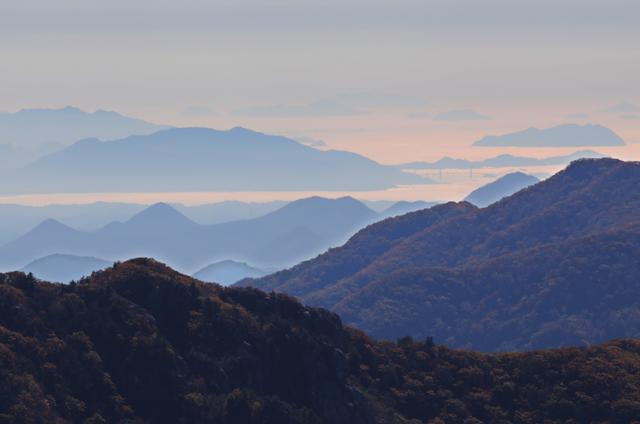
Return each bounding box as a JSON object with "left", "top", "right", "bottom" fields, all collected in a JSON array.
[{"left": 1, "top": 0, "right": 639, "bottom": 164}]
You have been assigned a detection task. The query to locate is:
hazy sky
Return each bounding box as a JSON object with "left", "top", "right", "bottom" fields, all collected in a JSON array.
[{"left": 1, "top": 0, "right": 639, "bottom": 162}]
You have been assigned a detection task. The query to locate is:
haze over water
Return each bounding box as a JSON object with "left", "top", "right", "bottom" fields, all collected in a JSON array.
[
  {"left": 1, "top": 0, "right": 639, "bottom": 205},
  {"left": 0, "top": 142, "right": 637, "bottom": 206}
]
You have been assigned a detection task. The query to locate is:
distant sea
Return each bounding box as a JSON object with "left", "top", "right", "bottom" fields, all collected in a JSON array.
[{"left": 0, "top": 164, "right": 564, "bottom": 206}]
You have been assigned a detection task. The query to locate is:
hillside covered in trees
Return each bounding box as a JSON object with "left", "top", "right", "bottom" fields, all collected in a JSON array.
[
  {"left": 2, "top": 259, "right": 640, "bottom": 423},
  {"left": 245, "top": 158, "right": 640, "bottom": 351}
]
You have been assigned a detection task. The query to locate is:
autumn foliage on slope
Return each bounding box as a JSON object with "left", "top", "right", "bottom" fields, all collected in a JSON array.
[
  {"left": 2, "top": 259, "right": 640, "bottom": 423},
  {"left": 246, "top": 159, "right": 640, "bottom": 351}
]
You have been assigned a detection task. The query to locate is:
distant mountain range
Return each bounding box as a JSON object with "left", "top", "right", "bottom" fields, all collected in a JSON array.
[
  {"left": 379, "top": 200, "right": 437, "bottom": 218},
  {"left": 465, "top": 172, "right": 539, "bottom": 207},
  {"left": 0, "top": 202, "right": 147, "bottom": 245},
  {"left": 0, "top": 106, "right": 165, "bottom": 151},
  {"left": 0, "top": 200, "right": 288, "bottom": 246},
  {"left": 174, "top": 201, "right": 287, "bottom": 225},
  {"left": 0, "top": 180, "right": 546, "bottom": 278},
  {"left": 0, "top": 106, "right": 166, "bottom": 171},
  {"left": 398, "top": 149, "right": 605, "bottom": 169},
  {"left": 1, "top": 127, "right": 426, "bottom": 193},
  {"left": 193, "top": 260, "right": 269, "bottom": 285},
  {"left": 244, "top": 158, "right": 640, "bottom": 351},
  {"left": 0, "top": 196, "right": 381, "bottom": 273},
  {"left": 22, "top": 254, "right": 111, "bottom": 283},
  {"left": 473, "top": 124, "right": 625, "bottom": 147}
]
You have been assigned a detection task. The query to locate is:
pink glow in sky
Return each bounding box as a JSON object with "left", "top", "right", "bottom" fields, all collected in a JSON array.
[{"left": 1, "top": 0, "right": 638, "bottom": 204}]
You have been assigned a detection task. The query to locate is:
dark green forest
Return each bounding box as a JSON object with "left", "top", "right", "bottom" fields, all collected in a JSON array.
[{"left": 2, "top": 259, "right": 640, "bottom": 423}]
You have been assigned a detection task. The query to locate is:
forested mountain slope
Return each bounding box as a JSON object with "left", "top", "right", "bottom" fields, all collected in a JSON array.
[
  {"left": 245, "top": 159, "right": 640, "bottom": 350},
  {"left": 2, "top": 259, "right": 640, "bottom": 423}
]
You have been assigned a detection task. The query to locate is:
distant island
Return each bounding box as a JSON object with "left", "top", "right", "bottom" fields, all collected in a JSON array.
[
  {"left": 1, "top": 127, "right": 427, "bottom": 193},
  {"left": 398, "top": 150, "right": 605, "bottom": 169},
  {"left": 473, "top": 124, "right": 625, "bottom": 147}
]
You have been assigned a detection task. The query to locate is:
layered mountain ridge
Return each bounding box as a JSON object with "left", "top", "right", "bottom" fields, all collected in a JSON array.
[
  {"left": 244, "top": 158, "right": 640, "bottom": 351},
  {"left": 0, "top": 196, "right": 380, "bottom": 273}
]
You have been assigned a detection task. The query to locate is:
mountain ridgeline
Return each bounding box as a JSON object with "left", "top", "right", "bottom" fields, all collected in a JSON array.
[
  {"left": 244, "top": 158, "right": 640, "bottom": 351},
  {"left": 464, "top": 172, "right": 539, "bottom": 207},
  {"left": 0, "top": 106, "right": 165, "bottom": 150},
  {"left": 0, "top": 201, "right": 288, "bottom": 246},
  {"left": 473, "top": 123, "right": 625, "bottom": 147},
  {"left": 0, "top": 107, "right": 166, "bottom": 171},
  {"left": 3, "top": 259, "right": 640, "bottom": 423},
  {"left": 1, "top": 127, "right": 425, "bottom": 194},
  {"left": 193, "top": 260, "right": 268, "bottom": 286},
  {"left": 398, "top": 149, "right": 605, "bottom": 170},
  {"left": 21, "top": 254, "right": 111, "bottom": 283},
  {"left": 0, "top": 197, "right": 381, "bottom": 275}
]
